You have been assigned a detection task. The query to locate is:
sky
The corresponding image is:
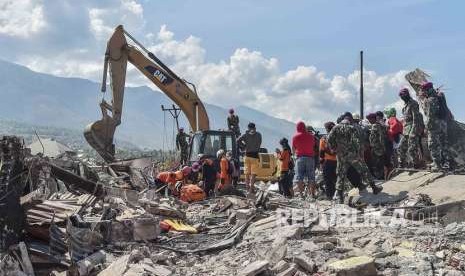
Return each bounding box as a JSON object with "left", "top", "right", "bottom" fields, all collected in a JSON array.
[{"left": 0, "top": 0, "right": 464, "bottom": 126}]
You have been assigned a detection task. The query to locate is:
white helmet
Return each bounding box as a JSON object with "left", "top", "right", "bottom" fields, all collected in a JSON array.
[{"left": 216, "top": 149, "right": 225, "bottom": 159}]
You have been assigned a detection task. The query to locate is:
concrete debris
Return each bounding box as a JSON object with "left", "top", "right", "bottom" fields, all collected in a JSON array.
[
  {"left": 240, "top": 260, "right": 269, "bottom": 276},
  {"left": 327, "top": 256, "right": 377, "bottom": 276},
  {"left": 2, "top": 134, "right": 465, "bottom": 275}
]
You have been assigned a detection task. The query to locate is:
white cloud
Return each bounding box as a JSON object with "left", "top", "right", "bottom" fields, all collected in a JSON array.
[
  {"left": 137, "top": 25, "right": 409, "bottom": 126},
  {"left": 89, "top": 0, "right": 144, "bottom": 40},
  {"left": 0, "top": 0, "right": 46, "bottom": 38},
  {"left": 20, "top": 53, "right": 101, "bottom": 81}
]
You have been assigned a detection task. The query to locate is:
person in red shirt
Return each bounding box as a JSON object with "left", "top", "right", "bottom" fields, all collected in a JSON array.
[
  {"left": 384, "top": 107, "right": 403, "bottom": 171},
  {"left": 292, "top": 121, "right": 316, "bottom": 198}
]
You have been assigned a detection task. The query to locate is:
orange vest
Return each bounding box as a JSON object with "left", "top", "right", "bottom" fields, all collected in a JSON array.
[{"left": 319, "top": 137, "right": 337, "bottom": 161}]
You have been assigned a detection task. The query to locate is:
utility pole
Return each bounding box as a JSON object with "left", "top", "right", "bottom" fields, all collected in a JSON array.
[
  {"left": 360, "top": 50, "right": 364, "bottom": 118},
  {"left": 161, "top": 104, "right": 182, "bottom": 131}
]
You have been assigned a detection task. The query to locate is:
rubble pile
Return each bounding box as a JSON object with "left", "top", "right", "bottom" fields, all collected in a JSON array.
[{"left": 1, "top": 135, "right": 465, "bottom": 275}]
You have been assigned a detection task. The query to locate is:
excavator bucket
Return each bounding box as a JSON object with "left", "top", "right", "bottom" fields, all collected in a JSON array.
[
  {"left": 84, "top": 114, "right": 117, "bottom": 163},
  {"left": 405, "top": 69, "right": 465, "bottom": 171}
]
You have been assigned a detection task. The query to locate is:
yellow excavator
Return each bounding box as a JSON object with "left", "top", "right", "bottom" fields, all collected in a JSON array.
[{"left": 84, "top": 25, "right": 277, "bottom": 180}]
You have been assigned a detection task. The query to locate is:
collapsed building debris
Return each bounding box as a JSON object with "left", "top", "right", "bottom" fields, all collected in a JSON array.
[{"left": 2, "top": 135, "right": 465, "bottom": 275}]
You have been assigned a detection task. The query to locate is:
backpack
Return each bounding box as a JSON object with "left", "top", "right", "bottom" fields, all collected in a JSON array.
[{"left": 180, "top": 184, "right": 206, "bottom": 203}]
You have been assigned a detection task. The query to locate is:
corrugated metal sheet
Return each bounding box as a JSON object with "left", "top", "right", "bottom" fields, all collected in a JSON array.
[{"left": 26, "top": 192, "right": 97, "bottom": 225}]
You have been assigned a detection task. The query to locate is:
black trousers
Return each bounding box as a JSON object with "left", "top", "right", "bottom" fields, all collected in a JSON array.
[
  {"left": 323, "top": 160, "right": 337, "bottom": 198},
  {"left": 278, "top": 171, "right": 293, "bottom": 197}
]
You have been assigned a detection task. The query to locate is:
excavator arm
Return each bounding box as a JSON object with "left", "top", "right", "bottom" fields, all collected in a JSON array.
[{"left": 84, "top": 25, "right": 210, "bottom": 162}]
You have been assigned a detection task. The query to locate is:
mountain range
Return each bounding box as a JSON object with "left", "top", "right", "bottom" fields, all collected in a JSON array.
[{"left": 0, "top": 59, "right": 303, "bottom": 151}]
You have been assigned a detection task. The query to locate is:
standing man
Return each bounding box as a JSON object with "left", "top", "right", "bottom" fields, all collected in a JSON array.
[
  {"left": 237, "top": 122, "right": 262, "bottom": 195},
  {"left": 227, "top": 108, "right": 241, "bottom": 137},
  {"left": 328, "top": 113, "right": 382, "bottom": 203},
  {"left": 367, "top": 113, "right": 386, "bottom": 180},
  {"left": 276, "top": 138, "right": 293, "bottom": 198},
  {"left": 421, "top": 82, "right": 450, "bottom": 171},
  {"left": 398, "top": 88, "right": 423, "bottom": 168},
  {"left": 319, "top": 122, "right": 337, "bottom": 200},
  {"left": 292, "top": 121, "right": 316, "bottom": 198},
  {"left": 385, "top": 107, "right": 403, "bottom": 169},
  {"left": 176, "top": 127, "right": 190, "bottom": 165}
]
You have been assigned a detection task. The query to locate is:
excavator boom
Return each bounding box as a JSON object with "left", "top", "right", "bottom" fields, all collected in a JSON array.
[{"left": 84, "top": 25, "right": 209, "bottom": 162}]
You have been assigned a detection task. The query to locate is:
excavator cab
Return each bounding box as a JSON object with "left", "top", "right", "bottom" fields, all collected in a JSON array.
[{"left": 188, "top": 130, "right": 238, "bottom": 162}]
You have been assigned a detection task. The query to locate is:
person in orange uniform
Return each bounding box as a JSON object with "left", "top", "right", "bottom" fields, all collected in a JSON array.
[
  {"left": 155, "top": 166, "right": 192, "bottom": 195},
  {"left": 217, "top": 149, "right": 231, "bottom": 191},
  {"left": 319, "top": 122, "right": 337, "bottom": 199},
  {"left": 276, "top": 138, "right": 293, "bottom": 198}
]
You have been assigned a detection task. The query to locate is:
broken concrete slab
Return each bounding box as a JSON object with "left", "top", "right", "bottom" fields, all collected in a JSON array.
[
  {"left": 293, "top": 256, "right": 315, "bottom": 273},
  {"left": 327, "top": 256, "right": 377, "bottom": 276},
  {"left": 240, "top": 260, "right": 269, "bottom": 276},
  {"left": 351, "top": 171, "right": 443, "bottom": 204},
  {"left": 272, "top": 260, "right": 290, "bottom": 274},
  {"left": 276, "top": 264, "right": 297, "bottom": 276}
]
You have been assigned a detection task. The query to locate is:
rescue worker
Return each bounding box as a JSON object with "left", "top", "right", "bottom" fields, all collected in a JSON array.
[
  {"left": 277, "top": 138, "right": 293, "bottom": 198},
  {"left": 237, "top": 122, "right": 262, "bottom": 195},
  {"left": 176, "top": 127, "right": 190, "bottom": 165},
  {"left": 398, "top": 88, "right": 423, "bottom": 168},
  {"left": 319, "top": 122, "right": 337, "bottom": 199},
  {"left": 154, "top": 166, "right": 192, "bottom": 195},
  {"left": 187, "top": 162, "right": 201, "bottom": 183},
  {"left": 421, "top": 82, "right": 450, "bottom": 171},
  {"left": 367, "top": 113, "right": 386, "bottom": 180},
  {"left": 199, "top": 154, "right": 217, "bottom": 197},
  {"left": 328, "top": 113, "right": 382, "bottom": 203},
  {"left": 227, "top": 108, "right": 241, "bottom": 137},
  {"left": 217, "top": 149, "right": 231, "bottom": 191},
  {"left": 384, "top": 107, "right": 403, "bottom": 170}
]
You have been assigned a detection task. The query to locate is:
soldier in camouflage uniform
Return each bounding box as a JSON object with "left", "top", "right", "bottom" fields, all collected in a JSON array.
[
  {"left": 421, "top": 82, "right": 450, "bottom": 171},
  {"left": 328, "top": 113, "right": 382, "bottom": 203},
  {"left": 176, "top": 127, "right": 190, "bottom": 165},
  {"left": 398, "top": 88, "right": 423, "bottom": 168},
  {"left": 227, "top": 109, "right": 241, "bottom": 137},
  {"left": 367, "top": 113, "right": 386, "bottom": 179}
]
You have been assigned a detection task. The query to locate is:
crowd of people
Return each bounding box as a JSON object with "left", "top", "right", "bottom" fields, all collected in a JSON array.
[{"left": 156, "top": 82, "right": 453, "bottom": 204}]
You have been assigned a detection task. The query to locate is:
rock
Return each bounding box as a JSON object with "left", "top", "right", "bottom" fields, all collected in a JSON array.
[
  {"left": 240, "top": 260, "right": 269, "bottom": 276},
  {"left": 436, "top": 250, "right": 446, "bottom": 260},
  {"left": 276, "top": 264, "right": 297, "bottom": 276},
  {"left": 372, "top": 250, "right": 396, "bottom": 259},
  {"left": 293, "top": 256, "right": 315, "bottom": 273},
  {"left": 272, "top": 260, "right": 290, "bottom": 273},
  {"left": 310, "top": 224, "right": 329, "bottom": 234},
  {"left": 321, "top": 242, "right": 335, "bottom": 251},
  {"left": 237, "top": 209, "right": 255, "bottom": 222},
  {"left": 278, "top": 224, "right": 304, "bottom": 239},
  {"left": 228, "top": 211, "right": 237, "bottom": 225},
  {"left": 301, "top": 240, "right": 319, "bottom": 252},
  {"left": 327, "top": 256, "right": 377, "bottom": 276},
  {"left": 267, "top": 237, "right": 288, "bottom": 264}
]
